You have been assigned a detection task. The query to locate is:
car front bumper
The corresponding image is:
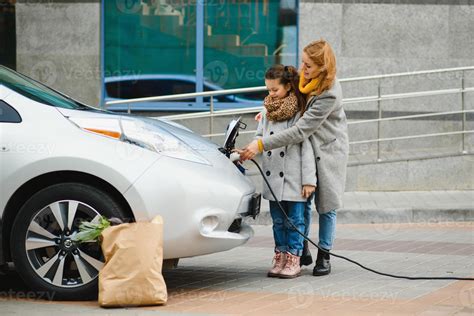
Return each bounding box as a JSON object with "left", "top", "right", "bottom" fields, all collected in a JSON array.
[{"left": 123, "top": 154, "right": 257, "bottom": 259}]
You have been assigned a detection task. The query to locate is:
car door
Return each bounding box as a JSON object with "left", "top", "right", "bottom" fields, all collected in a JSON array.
[
  {"left": 0, "top": 94, "right": 22, "bottom": 265},
  {"left": 0, "top": 96, "right": 23, "bottom": 202}
]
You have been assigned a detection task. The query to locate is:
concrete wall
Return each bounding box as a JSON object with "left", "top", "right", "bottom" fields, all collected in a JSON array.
[
  {"left": 244, "top": 153, "right": 474, "bottom": 192},
  {"left": 295, "top": 1, "right": 474, "bottom": 188},
  {"left": 15, "top": 1, "right": 101, "bottom": 106},
  {"left": 299, "top": 1, "right": 474, "bottom": 84},
  {"left": 345, "top": 154, "right": 474, "bottom": 191},
  {"left": 14, "top": 1, "right": 473, "bottom": 108},
  {"left": 299, "top": 0, "right": 474, "bottom": 130}
]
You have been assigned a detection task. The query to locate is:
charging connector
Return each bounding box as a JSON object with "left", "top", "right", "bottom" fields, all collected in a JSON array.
[{"left": 229, "top": 152, "right": 241, "bottom": 162}]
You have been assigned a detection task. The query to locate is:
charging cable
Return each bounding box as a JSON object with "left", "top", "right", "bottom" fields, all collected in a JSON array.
[{"left": 249, "top": 159, "right": 474, "bottom": 281}]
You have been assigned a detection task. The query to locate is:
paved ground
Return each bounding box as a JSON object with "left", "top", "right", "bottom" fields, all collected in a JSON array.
[{"left": 1, "top": 221, "right": 473, "bottom": 315}]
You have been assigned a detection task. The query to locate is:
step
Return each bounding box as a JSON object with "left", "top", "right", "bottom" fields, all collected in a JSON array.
[
  {"left": 141, "top": 16, "right": 212, "bottom": 40},
  {"left": 205, "top": 34, "right": 241, "bottom": 49},
  {"left": 246, "top": 191, "right": 474, "bottom": 225},
  {"left": 225, "top": 44, "right": 268, "bottom": 56},
  {"left": 140, "top": 14, "right": 182, "bottom": 34},
  {"left": 242, "top": 153, "right": 473, "bottom": 192}
]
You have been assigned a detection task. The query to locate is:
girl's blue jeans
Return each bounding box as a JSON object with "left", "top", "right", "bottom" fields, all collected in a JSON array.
[
  {"left": 305, "top": 196, "right": 337, "bottom": 250},
  {"left": 269, "top": 200, "right": 305, "bottom": 256}
]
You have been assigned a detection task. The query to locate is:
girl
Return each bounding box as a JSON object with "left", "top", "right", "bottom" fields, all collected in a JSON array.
[
  {"left": 255, "top": 65, "right": 316, "bottom": 279},
  {"left": 241, "top": 40, "right": 349, "bottom": 277}
]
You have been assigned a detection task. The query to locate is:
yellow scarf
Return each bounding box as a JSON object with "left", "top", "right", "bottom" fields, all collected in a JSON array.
[{"left": 299, "top": 72, "right": 319, "bottom": 94}]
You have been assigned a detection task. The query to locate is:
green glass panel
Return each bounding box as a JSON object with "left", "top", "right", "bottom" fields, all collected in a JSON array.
[
  {"left": 104, "top": 0, "right": 197, "bottom": 103},
  {"left": 104, "top": 0, "right": 298, "bottom": 108},
  {"left": 105, "top": 0, "right": 197, "bottom": 76},
  {"left": 203, "top": 0, "right": 298, "bottom": 98}
]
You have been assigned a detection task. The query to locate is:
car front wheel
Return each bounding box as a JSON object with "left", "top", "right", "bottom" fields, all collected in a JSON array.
[{"left": 10, "top": 182, "right": 128, "bottom": 300}]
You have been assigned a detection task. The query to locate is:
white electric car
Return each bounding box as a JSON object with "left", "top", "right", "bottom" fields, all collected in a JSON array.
[{"left": 0, "top": 65, "right": 259, "bottom": 300}]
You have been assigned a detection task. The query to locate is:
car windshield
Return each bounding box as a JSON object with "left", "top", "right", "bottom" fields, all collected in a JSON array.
[{"left": 0, "top": 65, "right": 90, "bottom": 110}]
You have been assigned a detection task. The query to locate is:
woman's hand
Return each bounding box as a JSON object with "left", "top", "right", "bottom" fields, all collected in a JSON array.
[
  {"left": 254, "top": 112, "right": 263, "bottom": 122},
  {"left": 302, "top": 185, "right": 316, "bottom": 198},
  {"left": 240, "top": 140, "right": 260, "bottom": 161}
]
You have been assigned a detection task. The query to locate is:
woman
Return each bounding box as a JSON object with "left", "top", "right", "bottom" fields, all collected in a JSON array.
[{"left": 240, "top": 39, "right": 349, "bottom": 276}]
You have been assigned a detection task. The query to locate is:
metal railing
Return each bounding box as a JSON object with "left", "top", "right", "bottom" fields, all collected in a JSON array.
[{"left": 105, "top": 66, "right": 474, "bottom": 161}]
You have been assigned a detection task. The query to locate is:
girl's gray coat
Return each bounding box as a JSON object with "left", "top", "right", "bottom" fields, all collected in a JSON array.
[
  {"left": 261, "top": 79, "right": 349, "bottom": 213},
  {"left": 256, "top": 110, "right": 316, "bottom": 202}
]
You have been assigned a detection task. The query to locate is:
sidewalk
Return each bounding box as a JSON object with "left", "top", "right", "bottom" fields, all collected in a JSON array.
[
  {"left": 251, "top": 191, "right": 474, "bottom": 225},
  {"left": 1, "top": 221, "right": 473, "bottom": 315}
]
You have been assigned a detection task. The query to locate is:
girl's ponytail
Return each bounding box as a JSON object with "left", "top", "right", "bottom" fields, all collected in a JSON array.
[{"left": 283, "top": 66, "right": 307, "bottom": 115}]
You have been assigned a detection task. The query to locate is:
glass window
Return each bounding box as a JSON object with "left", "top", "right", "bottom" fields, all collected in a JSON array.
[
  {"left": 103, "top": 0, "right": 298, "bottom": 110},
  {"left": 104, "top": 0, "right": 196, "bottom": 106},
  {"left": 0, "top": 100, "right": 21, "bottom": 123},
  {"left": 106, "top": 78, "right": 196, "bottom": 101}
]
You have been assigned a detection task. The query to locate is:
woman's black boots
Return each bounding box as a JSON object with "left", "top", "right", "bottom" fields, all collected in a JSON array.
[
  {"left": 313, "top": 248, "right": 331, "bottom": 276},
  {"left": 300, "top": 240, "right": 313, "bottom": 266}
]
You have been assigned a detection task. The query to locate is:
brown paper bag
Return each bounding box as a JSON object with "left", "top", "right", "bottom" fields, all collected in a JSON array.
[{"left": 98, "top": 216, "right": 167, "bottom": 307}]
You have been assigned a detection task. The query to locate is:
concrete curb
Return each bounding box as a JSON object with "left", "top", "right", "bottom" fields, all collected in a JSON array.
[{"left": 246, "top": 207, "right": 474, "bottom": 225}]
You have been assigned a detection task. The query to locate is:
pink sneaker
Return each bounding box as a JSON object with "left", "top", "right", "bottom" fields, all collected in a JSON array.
[
  {"left": 279, "top": 252, "right": 301, "bottom": 279},
  {"left": 267, "top": 252, "right": 287, "bottom": 277}
]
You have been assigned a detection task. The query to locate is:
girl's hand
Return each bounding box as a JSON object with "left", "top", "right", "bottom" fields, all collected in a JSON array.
[
  {"left": 240, "top": 140, "right": 260, "bottom": 161},
  {"left": 302, "top": 185, "right": 316, "bottom": 198},
  {"left": 254, "top": 112, "right": 263, "bottom": 122}
]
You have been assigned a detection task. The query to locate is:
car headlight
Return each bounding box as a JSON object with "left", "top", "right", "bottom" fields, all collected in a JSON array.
[{"left": 68, "top": 116, "right": 211, "bottom": 165}]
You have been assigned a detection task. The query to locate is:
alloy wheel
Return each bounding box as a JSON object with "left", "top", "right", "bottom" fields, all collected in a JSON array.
[{"left": 25, "top": 200, "right": 104, "bottom": 288}]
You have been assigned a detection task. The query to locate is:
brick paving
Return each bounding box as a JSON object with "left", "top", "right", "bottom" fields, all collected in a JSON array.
[{"left": 1, "top": 222, "right": 473, "bottom": 315}]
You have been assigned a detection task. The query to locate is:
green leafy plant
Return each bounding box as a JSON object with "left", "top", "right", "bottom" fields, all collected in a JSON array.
[{"left": 72, "top": 216, "right": 111, "bottom": 243}]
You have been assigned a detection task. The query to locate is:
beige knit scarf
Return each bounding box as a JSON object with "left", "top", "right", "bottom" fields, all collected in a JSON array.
[{"left": 264, "top": 92, "right": 299, "bottom": 122}]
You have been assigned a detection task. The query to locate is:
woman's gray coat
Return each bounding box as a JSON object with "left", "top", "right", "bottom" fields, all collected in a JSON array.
[
  {"left": 261, "top": 78, "right": 349, "bottom": 213},
  {"left": 256, "top": 110, "right": 317, "bottom": 202}
]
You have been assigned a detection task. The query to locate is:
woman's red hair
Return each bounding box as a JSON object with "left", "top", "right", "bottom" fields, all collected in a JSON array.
[{"left": 303, "top": 39, "right": 336, "bottom": 95}]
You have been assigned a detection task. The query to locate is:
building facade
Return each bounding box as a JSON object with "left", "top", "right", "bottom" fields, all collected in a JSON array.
[{"left": 1, "top": 0, "right": 473, "bottom": 109}]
